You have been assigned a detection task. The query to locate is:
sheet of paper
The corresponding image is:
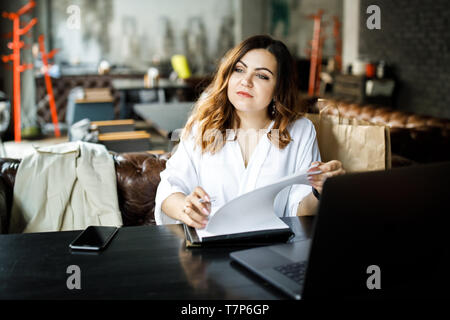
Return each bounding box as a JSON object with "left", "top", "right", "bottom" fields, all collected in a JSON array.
[{"left": 196, "top": 168, "right": 321, "bottom": 240}]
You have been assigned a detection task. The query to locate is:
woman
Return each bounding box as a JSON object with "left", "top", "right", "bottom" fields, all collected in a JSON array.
[{"left": 155, "top": 35, "right": 345, "bottom": 228}]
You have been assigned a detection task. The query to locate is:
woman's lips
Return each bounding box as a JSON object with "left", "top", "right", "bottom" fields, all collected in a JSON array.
[{"left": 237, "top": 91, "right": 253, "bottom": 98}]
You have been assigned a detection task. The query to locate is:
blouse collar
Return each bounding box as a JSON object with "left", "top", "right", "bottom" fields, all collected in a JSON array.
[{"left": 226, "top": 120, "right": 275, "bottom": 141}]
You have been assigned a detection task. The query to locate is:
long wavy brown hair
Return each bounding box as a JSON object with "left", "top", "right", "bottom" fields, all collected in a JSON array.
[{"left": 183, "top": 34, "right": 304, "bottom": 154}]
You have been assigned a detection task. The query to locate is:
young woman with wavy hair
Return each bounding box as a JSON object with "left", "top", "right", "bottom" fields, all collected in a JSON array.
[
  {"left": 184, "top": 34, "right": 301, "bottom": 153},
  {"left": 155, "top": 35, "right": 345, "bottom": 228}
]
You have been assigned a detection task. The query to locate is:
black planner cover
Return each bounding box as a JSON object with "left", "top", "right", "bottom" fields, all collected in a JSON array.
[{"left": 183, "top": 224, "right": 294, "bottom": 248}]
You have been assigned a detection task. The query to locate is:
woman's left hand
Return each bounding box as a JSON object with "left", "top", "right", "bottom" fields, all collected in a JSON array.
[{"left": 307, "top": 160, "right": 346, "bottom": 195}]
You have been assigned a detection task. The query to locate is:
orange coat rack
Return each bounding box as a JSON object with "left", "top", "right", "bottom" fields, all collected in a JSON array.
[
  {"left": 38, "top": 35, "right": 60, "bottom": 137},
  {"left": 333, "top": 16, "right": 342, "bottom": 73},
  {"left": 1, "top": 0, "right": 37, "bottom": 142},
  {"left": 307, "top": 9, "right": 324, "bottom": 96}
]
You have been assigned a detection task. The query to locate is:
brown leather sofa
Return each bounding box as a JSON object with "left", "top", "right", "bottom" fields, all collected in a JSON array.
[{"left": 0, "top": 152, "right": 169, "bottom": 233}]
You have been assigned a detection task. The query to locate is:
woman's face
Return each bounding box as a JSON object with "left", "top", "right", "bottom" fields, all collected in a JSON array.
[{"left": 227, "top": 49, "right": 277, "bottom": 116}]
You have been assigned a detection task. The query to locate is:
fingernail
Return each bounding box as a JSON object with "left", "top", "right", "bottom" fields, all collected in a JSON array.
[
  {"left": 204, "top": 195, "right": 210, "bottom": 202},
  {"left": 203, "top": 208, "right": 209, "bottom": 215}
]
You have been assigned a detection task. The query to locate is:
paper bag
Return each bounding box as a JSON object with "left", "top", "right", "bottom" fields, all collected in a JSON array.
[{"left": 305, "top": 113, "right": 391, "bottom": 173}]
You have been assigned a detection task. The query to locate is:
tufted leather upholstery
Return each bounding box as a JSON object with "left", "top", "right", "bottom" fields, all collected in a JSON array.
[
  {"left": 311, "top": 98, "right": 450, "bottom": 163},
  {"left": 114, "top": 152, "right": 169, "bottom": 226},
  {"left": 0, "top": 152, "right": 170, "bottom": 232}
]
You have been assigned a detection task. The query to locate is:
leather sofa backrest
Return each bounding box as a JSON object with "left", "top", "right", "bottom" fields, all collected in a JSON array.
[{"left": 114, "top": 152, "right": 169, "bottom": 226}]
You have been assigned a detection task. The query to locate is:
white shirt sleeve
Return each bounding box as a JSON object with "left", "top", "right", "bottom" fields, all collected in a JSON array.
[
  {"left": 154, "top": 135, "right": 199, "bottom": 225},
  {"left": 285, "top": 118, "right": 321, "bottom": 217}
]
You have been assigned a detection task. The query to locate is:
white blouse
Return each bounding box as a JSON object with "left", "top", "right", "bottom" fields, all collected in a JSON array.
[{"left": 154, "top": 117, "right": 321, "bottom": 225}]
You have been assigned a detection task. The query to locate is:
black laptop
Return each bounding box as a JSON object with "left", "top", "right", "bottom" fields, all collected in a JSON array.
[{"left": 230, "top": 162, "right": 450, "bottom": 299}]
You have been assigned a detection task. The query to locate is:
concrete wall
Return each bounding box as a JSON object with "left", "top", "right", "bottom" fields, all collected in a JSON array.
[
  {"left": 342, "top": 0, "right": 359, "bottom": 73},
  {"left": 234, "top": 0, "right": 270, "bottom": 44}
]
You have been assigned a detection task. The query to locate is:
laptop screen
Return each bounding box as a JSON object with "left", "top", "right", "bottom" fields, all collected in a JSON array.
[{"left": 302, "top": 162, "right": 450, "bottom": 299}]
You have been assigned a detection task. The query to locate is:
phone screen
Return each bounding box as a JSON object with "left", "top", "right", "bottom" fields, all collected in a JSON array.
[{"left": 70, "top": 226, "right": 118, "bottom": 251}]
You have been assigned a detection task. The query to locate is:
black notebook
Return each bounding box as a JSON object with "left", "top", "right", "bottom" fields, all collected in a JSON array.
[{"left": 183, "top": 223, "right": 294, "bottom": 247}]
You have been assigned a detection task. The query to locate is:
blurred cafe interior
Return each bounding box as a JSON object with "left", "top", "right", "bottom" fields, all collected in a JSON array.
[
  {"left": 1, "top": 0, "right": 450, "bottom": 302},
  {"left": 0, "top": 0, "right": 448, "bottom": 164}
]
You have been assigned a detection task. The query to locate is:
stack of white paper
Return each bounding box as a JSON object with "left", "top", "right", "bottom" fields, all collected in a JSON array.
[{"left": 196, "top": 169, "right": 320, "bottom": 241}]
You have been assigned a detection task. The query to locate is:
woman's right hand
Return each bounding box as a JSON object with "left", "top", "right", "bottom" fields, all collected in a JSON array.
[{"left": 181, "top": 186, "right": 212, "bottom": 229}]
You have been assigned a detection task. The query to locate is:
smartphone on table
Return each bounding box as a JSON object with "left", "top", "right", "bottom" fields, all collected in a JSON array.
[{"left": 69, "top": 226, "right": 119, "bottom": 251}]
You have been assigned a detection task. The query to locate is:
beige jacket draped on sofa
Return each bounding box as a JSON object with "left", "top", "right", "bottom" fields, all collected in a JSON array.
[{"left": 9, "top": 141, "right": 123, "bottom": 233}]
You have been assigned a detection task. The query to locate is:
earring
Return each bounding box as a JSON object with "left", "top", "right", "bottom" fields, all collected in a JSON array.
[{"left": 271, "top": 100, "right": 276, "bottom": 116}]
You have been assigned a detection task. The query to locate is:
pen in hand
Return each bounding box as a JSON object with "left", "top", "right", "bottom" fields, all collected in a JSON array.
[{"left": 198, "top": 197, "right": 216, "bottom": 204}]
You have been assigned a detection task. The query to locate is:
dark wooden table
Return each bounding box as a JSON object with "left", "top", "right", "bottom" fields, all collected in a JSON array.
[{"left": 0, "top": 217, "right": 314, "bottom": 300}]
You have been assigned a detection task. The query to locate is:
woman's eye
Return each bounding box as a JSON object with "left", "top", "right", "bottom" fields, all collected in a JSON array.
[
  {"left": 234, "top": 67, "right": 244, "bottom": 73},
  {"left": 256, "top": 73, "right": 269, "bottom": 80}
]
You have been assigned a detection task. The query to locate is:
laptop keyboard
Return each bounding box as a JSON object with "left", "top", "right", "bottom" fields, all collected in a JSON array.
[{"left": 274, "top": 261, "right": 307, "bottom": 285}]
